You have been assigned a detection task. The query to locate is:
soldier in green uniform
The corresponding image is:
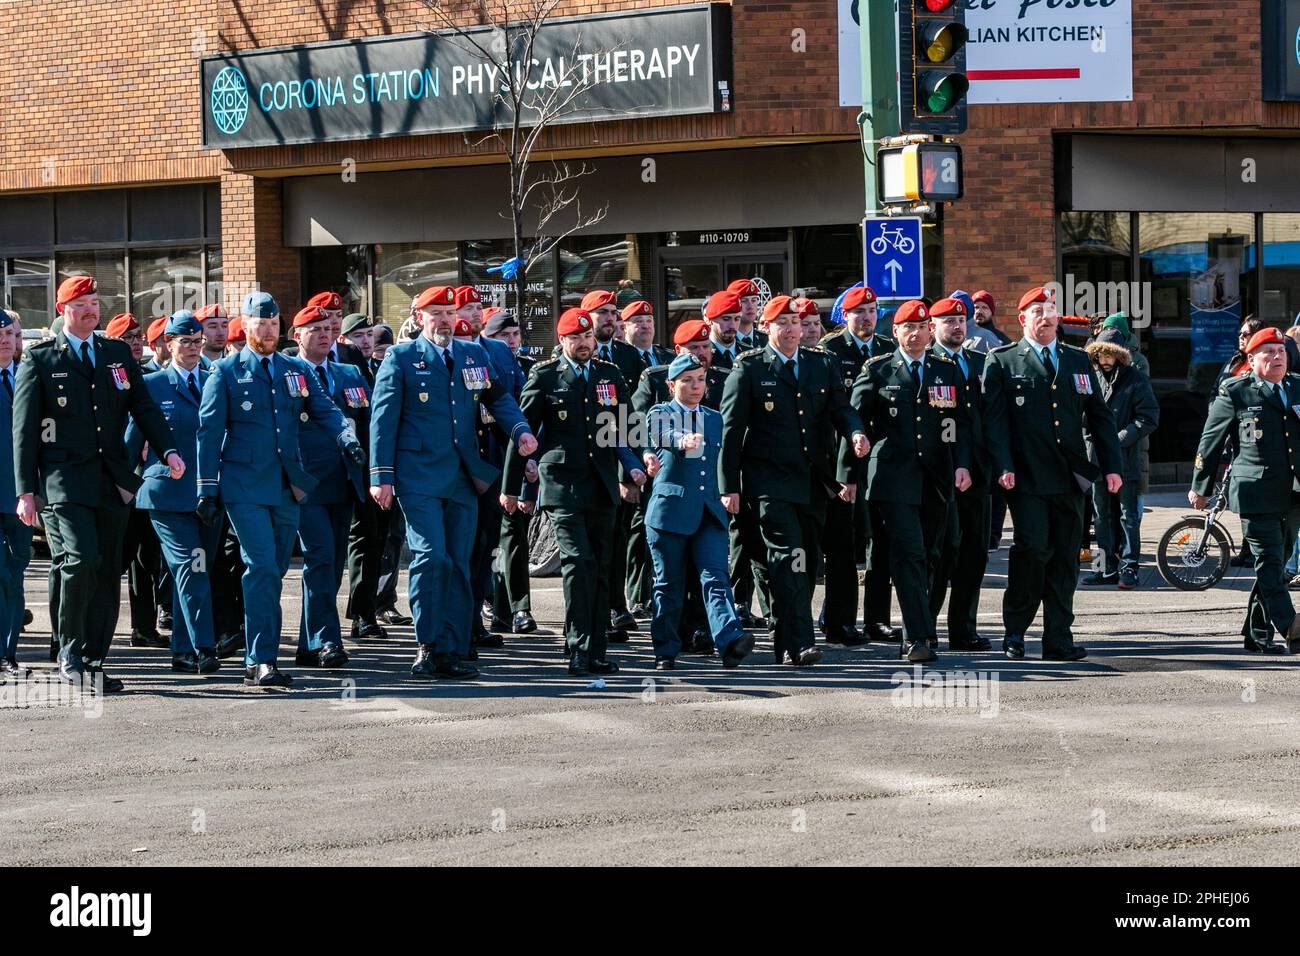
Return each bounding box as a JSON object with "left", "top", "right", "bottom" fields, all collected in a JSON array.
[
  {"left": 502, "top": 307, "right": 647, "bottom": 676},
  {"left": 852, "top": 299, "right": 972, "bottom": 662},
  {"left": 982, "top": 286, "right": 1122, "bottom": 661},
  {"left": 720, "top": 294, "right": 868, "bottom": 666},
  {"left": 13, "top": 275, "right": 184, "bottom": 692},
  {"left": 818, "top": 285, "right": 895, "bottom": 645},
  {"left": 1191, "top": 327, "right": 1300, "bottom": 654}
]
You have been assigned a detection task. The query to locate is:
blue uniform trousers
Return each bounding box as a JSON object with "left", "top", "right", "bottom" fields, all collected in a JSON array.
[
  {"left": 226, "top": 492, "right": 300, "bottom": 666},
  {"left": 297, "top": 502, "right": 352, "bottom": 651},
  {"left": 149, "top": 511, "right": 220, "bottom": 655},
  {"left": 646, "top": 515, "right": 743, "bottom": 659},
  {"left": 401, "top": 493, "right": 476, "bottom": 656},
  {"left": 0, "top": 514, "right": 32, "bottom": 660}
]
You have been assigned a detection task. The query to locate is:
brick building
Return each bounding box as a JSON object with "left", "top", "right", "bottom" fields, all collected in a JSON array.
[{"left": 1, "top": 1, "right": 1297, "bottom": 470}]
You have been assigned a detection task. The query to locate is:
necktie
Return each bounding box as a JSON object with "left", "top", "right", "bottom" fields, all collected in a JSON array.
[
  {"left": 789, "top": 358, "right": 798, "bottom": 382},
  {"left": 1, "top": 368, "right": 11, "bottom": 401},
  {"left": 1275, "top": 383, "right": 1287, "bottom": 410},
  {"left": 187, "top": 373, "right": 201, "bottom": 404},
  {"left": 80, "top": 340, "right": 93, "bottom": 371},
  {"left": 641, "top": 350, "right": 653, "bottom": 369},
  {"left": 443, "top": 349, "right": 454, "bottom": 376},
  {"left": 952, "top": 350, "right": 968, "bottom": 380},
  {"left": 316, "top": 365, "right": 329, "bottom": 393},
  {"left": 910, "top": 359, "right": 923, "bottom": 396},
  {"left": 1041, "top": 346, "right": 1056, "bottom": 379},
  {"left": 260, "top": 356, "right": 271, "bottom": 381},
  {"left": 577, "top": 363, "right": 588, "bottom": 384},
  {"left": 600, "top": 344, "right": 612, "bottom": 363}
]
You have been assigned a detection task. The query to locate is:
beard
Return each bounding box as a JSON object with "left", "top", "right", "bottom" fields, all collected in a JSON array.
[{"left": 432, "top": 330, "right": 452, "bottom": 348}]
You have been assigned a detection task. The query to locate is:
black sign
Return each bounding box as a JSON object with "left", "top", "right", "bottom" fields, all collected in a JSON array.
[
  {"left": 1263, "top": 0, "right": 1300, "bottom": 101},
  {"left": 201, "top": 4, "right": 731, "bottom": 148}
]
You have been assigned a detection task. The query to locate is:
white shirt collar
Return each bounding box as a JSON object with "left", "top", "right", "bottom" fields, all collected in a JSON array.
[{"left": 63, "top": 329, "right": 92, "bottom": 354}]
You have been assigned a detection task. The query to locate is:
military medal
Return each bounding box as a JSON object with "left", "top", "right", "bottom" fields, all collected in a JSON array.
[
  {"left": 595, "top": 382, "right": 616, "bottom": 407},
  {"left": 1073, "top": 373, "right": 1093, "bottom": 395},
  {"left": 927, "top": 385, "right": 956, "bottom": 409},
  {"left": 241, "top": 400, "right": 253, "bottom": 411},
  {"left": 286, "top": 371, "right": 309, "bottom": 398},
  {"left": 110, "top": 364, "right": 131, "bottom": 391},
  {"left": 344, "top": 387, "right": 369, "bottom": 408},
  {"left": 462, "top": 365, "right": 489, "bottom": 391}
]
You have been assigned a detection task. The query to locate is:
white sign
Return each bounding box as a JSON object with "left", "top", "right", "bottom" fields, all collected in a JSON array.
[{"left": 837, "top": 0, "right": 1132, "bottom": 108}]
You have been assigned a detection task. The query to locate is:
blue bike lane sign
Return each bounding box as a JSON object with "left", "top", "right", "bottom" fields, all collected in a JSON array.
[{"left": 863, "top": 216, "right": 923, "bottom": 300}]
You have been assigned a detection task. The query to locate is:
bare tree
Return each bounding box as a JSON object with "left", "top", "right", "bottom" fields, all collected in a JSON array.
[{"left": 421, "top": 0, "right": 614, "bottom": 346}]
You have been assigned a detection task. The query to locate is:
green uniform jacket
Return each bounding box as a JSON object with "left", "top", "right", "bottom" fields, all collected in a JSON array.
[
  {"left": 1191, "top": 371, "right": 1300, "bottom": 515},
  {"left": 820, "top": 328, "right": 893, "bottom": 482},
  {"left": 931, "top": 342, "right": 992, "bottom": 490},
  {"left": 719, "top": 344, "right": 864, "bottom": 505},
  {"left": 632, "top": 364, "right": 729, "bottom": 413},
  {"left": 851, "top": 349, "right": 972, "bottom": 505},
  {"left": 503, "top": 356, "right": 642, "bottom": 510},
  {"left": 982, "top": 339, "right": 1122, "bottom": 495},
  {"left": 13, "top": 332, "right": 177, "bottom": 507}
]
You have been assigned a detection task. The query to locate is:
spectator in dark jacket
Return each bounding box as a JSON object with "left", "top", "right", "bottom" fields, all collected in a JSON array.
[{"left": 1081, "top": 329, "right": 1160, "bottom": 590}]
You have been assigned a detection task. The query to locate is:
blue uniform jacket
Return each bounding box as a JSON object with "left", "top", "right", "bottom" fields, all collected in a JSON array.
[
  {"left": 0, "top": 364, "right": 17, "bottom": 513},
  {"left": 644, "top": 400, "right": 729, "bottom": 535},
  {"left": 197, "top": 347, "right": 349, "bottom": 506},
  {"left": 477, "top": 335, "right": 526, "bottom": 399},
  {"left": 125, "top": 365, "right": 208, "bottom": 513},
  {"left": 370, "top": 336, "right": 530, "bottom": 498},
  {"left": 298, "top": 360, "right": 370, "bottom": 505}
]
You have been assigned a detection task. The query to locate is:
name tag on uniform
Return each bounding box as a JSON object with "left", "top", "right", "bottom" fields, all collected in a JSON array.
[
  {"left": 595, "top": 382, "right": 617, "bottom": 406},
  {"left": 160, "top": 400, "right": 175, "bottom": 409},
  {"left": 1073, "top": 373, "right": 1093, "bottom": 395},
  {"left": 109, "top": 364, "right": 131, "bottom": 390},
  {"left": 462, "top": 366, "right": 489, "bottom": 391},
  {"left": 52, "top": 372, "right": 67, "bottom": 379},
  {"left": 343, "top": 387, "right": 369, "bottom": 408},
  {"left": 237, "top": 375, "right": 253, "bottom": 384},
  {"left": 761, "top": 380, "right": 777, "bottom": 387},
  {"left": 285, "top": 372, "right": 309, "bottom": 397},
  {"left": 927, "top": 385, "right": 956, "bottom": 409}
]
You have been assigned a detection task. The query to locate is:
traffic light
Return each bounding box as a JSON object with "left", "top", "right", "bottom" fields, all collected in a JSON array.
[
  {"left": 898, "top": 0, "right": 968, "bottom": 135},
  {"left": 877, "top": 140, "right": 963, "bottom": 205}
]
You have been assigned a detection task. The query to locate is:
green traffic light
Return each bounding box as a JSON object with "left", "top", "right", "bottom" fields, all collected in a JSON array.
[{"left": 925, "top": 73, "right": 969, "bottom": 113}]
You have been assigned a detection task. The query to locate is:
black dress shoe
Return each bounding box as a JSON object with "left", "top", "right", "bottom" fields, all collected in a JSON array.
[
  {"left": 214, "top": 632, "right": 245, "bottom": 659},
  {"left": 0, "top": 658, "right": 31, "bottom": 681},
  {"left": 294, "top": 644, "right": 348, "bottom": 668},
  {"left": 90, "top": 670, "right": 125, "bottom": 694},
  {"left": 196, "top": 650, "right": 221, "bottom": 674},
  {"left": 377, "top": 608, "right": 413, "bottom": 626},
  {"left": 1245, "top": 638, "right": 1288, "bottom": 654},
  {"left": 473, "top": 630, "right": 505, "bottom": 648},
  {"left": 792, "top": 646, "right": 823, "bottom": 667},
  {"left": 736, "top": 608, "right": 758, "bottom": 629},
  {"left": 488, "top": 615, "right": 512, "bottom": 632},
  {"left": 130, "top": 629, "right": 168, "bottom": 649},
  {"left": 243, "top": 663, "right": 293, "bottom": 688},
  {"left": 1002, "top": 636, "right": 1026, "bottom": 659},
  {"left": 434, "top": 654, "right": 478, "bottom": 679},
  {"left": 411, "top": 647, "right": 438, "bottom": 678},
  {"left": 722, "top": 633, "right": 755, "bottom": 669},
  {"left": 928, "top": 636, "right": 938, "bottom": 650},
  {"left": 157, "top": 610, "right": 174, "bottom": 632},
  {"left": 950, "top": 636, "right": 993, "bottom": 651},
  {"left": 606, "top": 628, "right": 629, "bottom": 644},
  {"left": 57, "top": 655, "right": 87, "bottom": 685},
  {"left": 171, "top": 652, "right": 199, "bottom": 673},
  {"left": 655, "top": 657, "right": 675, "bottom": 670},
  {"left": 904, "top": 640, "right": 937, "bottom": 663},
  {"left": 512, "top": 612, "right": 537, "bottom": 634},
  {"left": 1044, "top": 646, "right": 1088, "bottom": 662},
  {"left": 826, "top": 626, "right": 867, "bottom": 647},
  {"left": 22, "top": 609, "right": 32, "bottom": 628},
  {"left": 350, "top": 618, "right": 387, "bottom": 640},
  {"left": 589, "top": 657, "right": 620, "bottom": 674},
  {"left": 629, "top": 603, "right": 651, "bottom": 622},
  {"left": 610, "top": 610, "right": 636, "bottom": 630},
  {"left": 568, "top": 650, "right": 591, "bottom": 676},
  {"left": 865, "top": 623, "right": 902, "bottom": 642},
  {"left": 466, "top": 645, "right": 479, "bottom": 661},
  {"left": 689, "top": 630, "right": 714, "bottom": 655}
]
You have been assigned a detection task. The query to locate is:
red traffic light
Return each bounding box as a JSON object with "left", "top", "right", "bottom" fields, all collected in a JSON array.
[{"left": 924, "top": 0, "right": 956, "bottom": 10}]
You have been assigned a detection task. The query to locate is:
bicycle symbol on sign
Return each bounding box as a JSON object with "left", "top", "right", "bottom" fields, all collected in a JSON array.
[{"left": 869, "top": 224, "right": 917, "bottom": 256}]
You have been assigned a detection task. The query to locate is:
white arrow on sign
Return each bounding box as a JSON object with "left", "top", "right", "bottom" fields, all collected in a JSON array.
[{"left": 884, "top": 259, "right": 903, "bottom": 290}]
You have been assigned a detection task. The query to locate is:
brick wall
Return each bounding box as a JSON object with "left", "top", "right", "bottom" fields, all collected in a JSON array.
[{"left": 219, "top": 170, "right": 301, "bottom": 315}]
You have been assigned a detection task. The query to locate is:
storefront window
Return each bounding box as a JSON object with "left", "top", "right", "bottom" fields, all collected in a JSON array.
[
  {"left": 1061, "top": 211, "right": 1132, "bottom": 287},
  {"left": 56, "top": 251, "right": 126, "bottom": 324},
  {"left": 206, "top": 246, "right": 223, "bottom": 305},
  {"left": 303, "top": 245, "right": 370, "bottom": 316},
  {"left": 373, "top": 241, "right": 458, "bottom": 331},
  {"left": 794, "top": 224, "right": 860, "bottom": 309},
  {"left": 462, "top": 239, "right": 554, "bottom": 354},
  {"left": 558, "top": 234, "right": 643, "bottom": 311},
  {"left": 1261, "top": 215, "right": 1300, "bottom": 326},
  {"left": 130, "top": 246, "right": 202, "bottom": 319}
]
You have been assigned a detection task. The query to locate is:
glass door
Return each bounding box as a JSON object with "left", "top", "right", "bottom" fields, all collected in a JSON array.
[
  {"left": 5, "top": 275, "right": 52, "bottom": 330},
  {"left": 660, "top": 246, "right": 789, "bottom": 342}
]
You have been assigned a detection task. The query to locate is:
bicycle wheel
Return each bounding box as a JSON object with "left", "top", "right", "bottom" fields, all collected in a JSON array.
[
  {"left": 1157, "top": 518, "right": 1231, "bottom": 590},
  {"left": 897, "top": 237, "right": 916, "bottom": 254}
]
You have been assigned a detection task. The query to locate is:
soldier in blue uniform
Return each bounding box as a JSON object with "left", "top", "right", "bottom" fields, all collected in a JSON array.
[
  {"left": 289, "top": 305, "right": 372, "bottom": 670},
  {"left": 0, "top": 310, "right": 32, "bottom": 681},
  {"left": 196, "top": 292, "right": 366, "bottom": 689},
  {"left": 125, "top": 311, "right": 220, "bottom": 674},
  {"left": 369, "top": 286, "right": 535, "bottom": 680},
  {"left": 641, "top": 353, "right": 753, "bottom": 670}
]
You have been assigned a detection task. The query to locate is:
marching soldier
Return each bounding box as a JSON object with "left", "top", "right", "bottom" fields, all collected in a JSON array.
[
  {"left": 502, "top": 307, "right": 646, "bottom": 676},
  {"left": 818, "top": 285, "right": 894, "bottom": 645},
  {"left": 0, "top": 310, "right": 32, "bottom": 681},
  {"left": 146, "top": 318, "right": 169, "bottom": 370},
  {"left": 795, "top": 298, "right": 824, "bottom": 349},
  {"left": 927, "top": 296, "right": 994, "bottom": 651},
  {"left": 196, "top": 304, "right": 229, "bottom": 368},
  {"left": 728, "top": 279, "right": 768, "bottom": 351},
  {"left": 124, "top": 311, "right": 220, "bottom": 674},
  {"left": 1191, "top": 327, "right": 1300, "bottom": 654},
  {"left": 370, "top": 286, "right": 535, "bottom": 680},
  {"left": 14, "top": 275, "right": 184, "bottom": 692},
  {"left": 196, "top": 292, "right": 366, "bottom": 688},
  {"left": 339, "top": 312, "right": 379, "bottom": 386},
  {"left": 641, "top": 353, "right": 753, "bottom": 670},
  {"left": 852, "top": 299, "right": 972, "bottom": 662},
  {"left": 291, "top": 305, "right": 371, "bottom": 669},
  {"left": 982, "top": 286, "right": 1122, "bottom": 661},
  {"left": 720, "top": 295, "right": 868, "bottom": 666}
]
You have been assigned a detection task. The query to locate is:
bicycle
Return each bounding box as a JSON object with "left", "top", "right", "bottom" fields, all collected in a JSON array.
[
  {"left": 1156, "top": 465, "right": 1236, "bottom": 590},
  {"left": 869, "top": 225, "right": 916, "bottom": 256}
]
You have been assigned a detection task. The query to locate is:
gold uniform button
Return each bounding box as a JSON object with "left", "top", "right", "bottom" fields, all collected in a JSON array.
[
  {"left": 1051, "top": 384, "right": 1057, "bottom": 390},
  {"left": 1051, "top": 403, "right": 1057, "bottom": 409}
]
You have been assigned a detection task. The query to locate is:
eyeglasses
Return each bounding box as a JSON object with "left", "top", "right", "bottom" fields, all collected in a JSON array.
[{"left": 171, "top": 336, "right": 204, "bottom": 348}]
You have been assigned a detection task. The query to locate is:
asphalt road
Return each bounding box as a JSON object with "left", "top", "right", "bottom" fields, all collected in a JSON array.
[{"left": 4, "top": 491, "right": 1299, "bottom": 866}]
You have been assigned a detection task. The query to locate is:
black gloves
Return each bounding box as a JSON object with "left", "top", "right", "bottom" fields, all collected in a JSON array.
[{"left": 195, "top": 498, "right": 221, "bottom": 527}]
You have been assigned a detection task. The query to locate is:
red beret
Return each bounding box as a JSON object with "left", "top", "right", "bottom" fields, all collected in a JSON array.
[
  {"left": 702, "top": 291, "right": 742, "bottom": 320},
  {"left": 453, "top": 286, "right": 481, "bottom": 309},
  {"left": 195, "top": 304, "right": 227, "bottom": 321},
  {"left": 673, "top": 319, "right": 710, "bottom": 346},
  {"left": 727, "top": 279, "right": 759, "bottom": 298},
  {"left": 227, "top": 317, "right": 246, "bottom": 343},
  {"left": 793, "top": 298, "right": 819, "bottom": 319},
  {"left": 761, "top": 295, "right": 797, "bottom": 323},
  {"left": 557, "top": 308, "right": 593, "bottom": 337},
  {"left": 972, "top": 290, "right": 995, "bottom": 314},
  {"left": 1017, "top": 286, "right": 1052, "bottom": 312},
  {"left": 104, "top": 313, "right": 139, "bottom": 338},
  {"left": 930, "top": 296, "right": 966, "bottom": 318},
  {"left": 893, "top": 300, "right": 930, "bottom": 325},
  {"left": 55, "top": 275, "right": 97, "bottom": 313},
  {"left": 305, "top": 291, "right": 342, "bottom": 311},
  {"left": 840, "top": 286, "right": 877, "bottom": 312},
  {"left": 412, "top": 286, "right": 457, "bottom": 311},
  {"left": 146, "top": 317, "right": 168, "bottom": 344},
  {"left": 453, "top": 318, "right": 475, "bottom": 337},
  {"left": 579, "top": 290, "right": 616, "bottom": 311},
  {"left": 1245, "top": 327, "right": 1288, "bottom": 354},
  {"left": 621, "top": 300, "right": 653, "bottom": 321},
  {"left": 292, "top": 305, "right": 329, "bottom": 329}
]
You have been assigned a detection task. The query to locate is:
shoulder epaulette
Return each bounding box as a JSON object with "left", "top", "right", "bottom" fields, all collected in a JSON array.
[
  {"left": 1060, "top": 341, "right": 1086, "bottom": 354},
  {"left": 990, "top": 342, "right": 1017, "bottom": 354},
  {"left": 592, "top": 357, "right": 617, "bottom": 368},
  {"left": 867, "top": 353, "right": 892, "bottom": 367},
  {"left": 933, "top": 351, "right": 955, "bottom": 364},
  {"left": 534, "top": 357, "right": 560, "bottom": 370},
  {"left": 736, "top": 347, "right": 765, "bottom": 360}
]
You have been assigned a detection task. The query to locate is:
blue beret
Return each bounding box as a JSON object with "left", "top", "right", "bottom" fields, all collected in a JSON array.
[
  {"left": 667, "top": 352, "right": 703, "bottom": 381},
  {"left": 165, "top": 310, "right": 202, "bottom": 337},
  {"left": 950, "top": 290, "right": 975, "bottom": 319},
  {"left": 241, "top": 291, "right": 279, "bottom": 319},
  {"left": 0, "top": 311, "right": 14, "bottom": 330}
]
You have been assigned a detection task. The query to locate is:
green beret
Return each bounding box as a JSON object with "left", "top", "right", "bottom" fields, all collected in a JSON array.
[{"left": 341, "top": 312, "right": 373, "bottom": 335}]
